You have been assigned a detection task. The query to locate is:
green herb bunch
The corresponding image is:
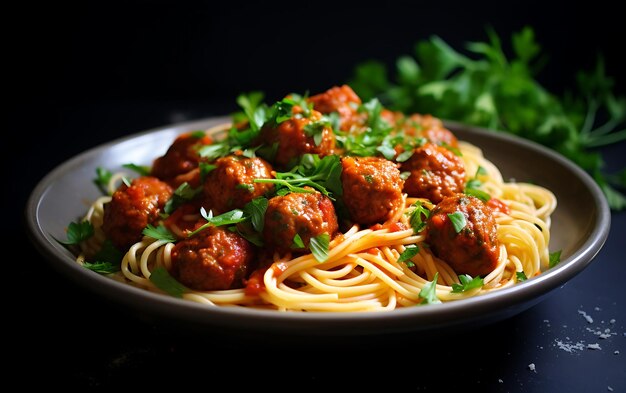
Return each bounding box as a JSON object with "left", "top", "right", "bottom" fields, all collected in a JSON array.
[{"left": 349, "top": 26, "right": 626, "bottom": 210}]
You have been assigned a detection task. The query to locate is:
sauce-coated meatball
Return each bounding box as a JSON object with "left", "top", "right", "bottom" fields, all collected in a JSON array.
[
  {"left": 263, "top": 190, "right": 338, "bottom": 252},
  {"left": 308, "top": 85, "right": 363, "bottom": 131},
  {"left": 426, "top": 194, "right": 500, "bottom": 277},
  {"left": 257, "top": 107, "right": 335, "bottom": 169},
  {"left": 341, "top": 156, "right": 404, "bottom": 225},
  {"left": 203, "top": 155, "right": 275, "bottom": 214},
  {"left": 401, "top": 143, "right": 466, "bottom": 204},
  {"left": 171, "top": 226, "right": 254, "bottom": 290},
  {"left": 102, "top": 176, "right": 173, "bottom": 250},
  {"left": 151, "top": 132, "right": 212, "bottom": 182}
]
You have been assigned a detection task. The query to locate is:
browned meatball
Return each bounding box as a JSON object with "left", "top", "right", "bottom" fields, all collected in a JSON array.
[
  {"left": 426, "top": 194, "right": 500, "bottom": 277},
  {"left": 401, "top": 143, "right": 466, "bottom": 204},
  {"left": 151, "top": 132, "right": 212, "bottom": 182},
  {"left": 308, "top": 85, "right": 363, "bottom": 131},
  {"left": 170, "top": 226, "right": 254, "bottom": 291},
  {"left": 202, "top": 155, "right": 275, "bottom": 214},
  {"left": 395, "top": 113, "right": 458, "bottom": 147},
  {"left": 102, "top": 176, "right": 173, "bottom": 250},
  {"left": 263, "top": 190, "right": 338, "bottom": 252},
  {"left": 341, "top": 156, "right": 404, "bottom": 225},
  {"left": 257, "top": 107, "right": 335, "bottom": 169}
]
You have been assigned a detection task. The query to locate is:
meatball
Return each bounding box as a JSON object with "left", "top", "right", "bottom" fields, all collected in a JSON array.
[
  {"left": 257, "top": 107, "right": 335, "bottom": 169},
  {"left": 396, "top": 113, "right": 458, "bottom": 147},
  {"left": 102, "top": 176, "right": 173, "bottom": 250},
  {"left": 341, "top": 156, "right": 404, "bottom": 225},
  {"left": 263, "top": 190, "right": 338, "bottom": 252},
  {"left": 308, "top": 85, "right": 363, "bottom": 131},
  {"left": 170, "top": 226, "right": 254, "bottom": 291},
  {"left": 202, "top": 155, "right": 275, "bottom": 214},
  {"left": 401, "top": 143, "right": 466, "bottom": 204},
  {"left": 151, "top": 132, "right": 212, "bottom": 182},
  {"left": 426, "top": 194, "right": 500, "bottom": 277}
]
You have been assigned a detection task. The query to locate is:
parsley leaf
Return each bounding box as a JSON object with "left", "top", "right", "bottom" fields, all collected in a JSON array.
[
  {"left": 349, "top": 27, "right": 626, "bottom": 210},
  {"left": 122, "top": 163, "right": 150, "bottom": 176},
  {"left": 255, "top": 154, "right": 342, "bottom": 200},
  {"left": 516, "top": 271, "right": 528, "bottom": 281},
  {"left": 549, "top": 250, "right": 562, "bottom": 268},
  {"left": 419, "top": 272, "right": 441, "bottom": 305},
  {"left": 92, "top": 239, "right": 123, "bottom": 264},
  {"left": 94, "top": 167, "right": 113, "bottom": 195},
  {"left": 142, "top": 224, "right": 177, "bottom": 242},
  {"left": 447, "top": 212, "right": 467, "bottom": 233},
  {"left": 164, "top": 182, "right": 202, "bottom": 214},
  {"left": 451, "top": 274, "right": 484, "bottom": 293},
  {"left": 408, "top": 201, "right": 430, "bottom": 233},
  {"left": 149, "top": 266, "right": 187, "bottom": 298},
  {"left": 309, "top": 233, "right": 330, "bottom": 262},
  {"left": 83, "top": 261, "right": 120, "bottom": 274},
  {"left": 292, "top": 233, "right": 305, "bottom": 249},
  {"left": 397, "top": 245, "right": 419, "bottom": 267},
  {"left": 243, "top": 197, "right": 268, "bottom": 233},
  {"left": 188, "top": 208, "right": 247, "bottom": 237},
  {"left": 60, "top": 221, "right": 94, "bottom": 245}
]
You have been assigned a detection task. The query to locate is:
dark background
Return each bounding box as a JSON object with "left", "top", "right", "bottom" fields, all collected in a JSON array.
[{"left": 10, "top": 1, "right": 626, "bottom": 390}]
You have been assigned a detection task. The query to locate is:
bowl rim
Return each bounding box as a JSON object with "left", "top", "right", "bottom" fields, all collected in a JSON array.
[{"left": 25, "top": 117, "right": 611, "bottom": 335}]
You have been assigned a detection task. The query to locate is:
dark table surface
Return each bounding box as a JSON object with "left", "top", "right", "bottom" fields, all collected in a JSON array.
[{"left": 11, "top": 100, "right": 625, "bottom": 391}]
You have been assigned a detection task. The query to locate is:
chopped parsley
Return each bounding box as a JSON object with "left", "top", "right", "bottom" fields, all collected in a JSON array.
[
  {"left": 447, "top": 211, "right": 467, "bottom": 233},
  {"left": 451, "top": 274, "right": 484, "bottom": 293},
  {"left": 397, "top": 245, "right": 419, "bottom": 267},
  {"left": 549, "top": 250, "right": 562, "bottom": 268},
  {"left": 142, "top": 224, "right": 177, "bottom": 243},
  {"left": 60, "top": 220, "right": 94, "bottom": 245},
  {"left": 149, "top": 267, "right": 187, "bottom": 298},
  {"left": 309, "top": 233, "right": 330, "bottom": 262},
  {"left": 419, "top": 272, "right": 441, "bottom": 305}
]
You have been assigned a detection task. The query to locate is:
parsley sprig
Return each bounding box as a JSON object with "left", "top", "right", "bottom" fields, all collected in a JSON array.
[
  {"left": 349, "top": 26, "right": 626, "bottom": 210},
  {"left": 254, "top": 154, "right": 343, "bottom": 200}
]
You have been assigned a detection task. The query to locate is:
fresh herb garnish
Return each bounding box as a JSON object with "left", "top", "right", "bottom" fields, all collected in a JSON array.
[
  {"left": 407, "top": 201, "right": 430, "bottom": 233},
  {"left": 149, "top": 266, "right": 187, "bottom": 298},
  {"left": 397, "top": 245, "right": 419, "bottom": 267},
  {"left": 451, "top": 274, "right": 484, "bottom": 293},
  {"left": 255, "top": 154, "right": 342, "bottom": 200},
  {"left": 59, "top": 220, "right": 94, "bottom": 245},
  {"left": 292, "top": 233, "right": 305, "bottom": 249},
  {"left": 188, "top": 208, "right": 247, "bottom": 237},
  {"left": 419, "top": 272, "right": 441, "bottom": 305},
  {"left": 349, "top": 26, "right": 626, "bottom": 210},
  {"left": 448, "top": 212, "right": 467, "bottom": 233},
  {"left": 309, "top": 233, "right": 330, "bottom": 262},
  {"left": 549, "top": 250, "right": 562, "bottom": 268},
  {"left": 122, "top": 163, "right": 150, "bottom": 176},
  {"left": 243, "top": 197, "right": 268, "bottom": 232},
  {"left": 94, "top": 167, "right": 113, "bottom": 194},
  {"left": 163, "top": 182, "right": 202, "bottom": 214},
  {"left": 82, "top": 261, "right": 120, "bottom": 274},
  {"left": 142, "top": 224, "right": 177, "bottom": 243},
  {"left": 92, "top": 239, "right": 123, "bottom": 265},
  {"left": 516, "top": 271, "right": 528, "bottom": 281}
]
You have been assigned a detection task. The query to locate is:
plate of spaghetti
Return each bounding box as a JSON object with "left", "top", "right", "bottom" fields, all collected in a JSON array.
[{"left": 26, "top": 85, "right": 610, "bottom": 335}]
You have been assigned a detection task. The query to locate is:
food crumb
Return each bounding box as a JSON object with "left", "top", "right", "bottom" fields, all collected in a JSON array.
[
  {"left": 578, "top": 310, "right": 594, "bottom": 324},
  {"left": 615, "top": 350, "right": 620, "bottom": 355},
  {"left": 587, "top": 343, "right": 602, "bottom": 350},
  {"left": 528, "top": 363, "right": 536, "bottom": 373},
  {"left": 594, "top": 306, "right": 601, "bottom": 311},
  {"left": 555, "top": 339, "right": 585, "bottom": 353},
  {"left": 609, "top": 319, "right": 615, "bottom": 324},
  {"left": 608, "top": 386, "right": 613, "bottom": 392},
  {"left": 498, "top": 379, "right": 503, "bottom": 383}
]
